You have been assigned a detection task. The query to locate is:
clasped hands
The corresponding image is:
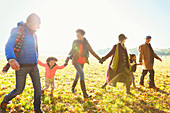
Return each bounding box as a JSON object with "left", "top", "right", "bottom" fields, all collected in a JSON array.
[{"left": 99, "top": 57, "right": 106, "bottom": 64}]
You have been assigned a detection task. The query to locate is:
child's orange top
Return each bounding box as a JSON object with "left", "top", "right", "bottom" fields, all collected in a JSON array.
[{"left": 38, "top": 60, "right": 65, "bottom": 78}]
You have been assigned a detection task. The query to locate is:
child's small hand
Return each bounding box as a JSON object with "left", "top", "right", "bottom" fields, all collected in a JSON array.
[
  {"left": 64, "top": 62, "right": 68, "bottom": 66},
  {"left": 132, "top": 62, "right": 136, "bottom": 66}
]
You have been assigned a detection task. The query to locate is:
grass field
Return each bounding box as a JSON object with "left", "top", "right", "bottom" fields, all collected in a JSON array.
[{"left": 0, "top": 56, "right": 170, "bottom": 113}]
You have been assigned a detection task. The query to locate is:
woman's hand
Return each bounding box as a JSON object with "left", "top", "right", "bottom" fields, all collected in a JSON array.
[
  {"left": 64, "top": 62, "right": 68, "bottom": 66},
  {"left": 99, "top": 58, "right": 104, "bottom": 64},
  {"left": 102, "top": 57, "right": 106, "bottom": 62},
  {"left": 65, "top": 57, "right": 70, "bottom": 64}
]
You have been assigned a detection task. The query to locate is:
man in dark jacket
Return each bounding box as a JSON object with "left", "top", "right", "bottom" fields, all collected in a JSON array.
[{"left": 1, "top": 13, "right": 43, "bottom": 113}]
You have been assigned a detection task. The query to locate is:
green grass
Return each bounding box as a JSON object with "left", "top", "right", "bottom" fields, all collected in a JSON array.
[{"left": 0, "top": 56, "right": 170, "bottom": 113}]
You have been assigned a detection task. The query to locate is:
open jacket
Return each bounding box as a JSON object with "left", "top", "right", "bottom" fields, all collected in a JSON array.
[
  {"left": 67, "top": 38, "right": 100, "bottom": 65},
  {"left": 103, "top": 43, "right": 130, "bottom": 83},
  {"left": 139, "top": 43, "right": 160, "bottom": 70}
]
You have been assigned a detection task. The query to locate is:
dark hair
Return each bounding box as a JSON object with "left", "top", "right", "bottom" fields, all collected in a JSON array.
[
  {"left": 46, "top": 57, "right": 58, "bottom": 63},
  {"left": 118, "top": 34, "right": 127, "bottom": 42},
  {"left": 27, "top": 13, "right": 41, "bottom": 24},
  {"left": 129, "top": 54, "right": 136, "bottom": 59},
  {"left": 76, "top": 29, "right": 85, "bottom": 36}
]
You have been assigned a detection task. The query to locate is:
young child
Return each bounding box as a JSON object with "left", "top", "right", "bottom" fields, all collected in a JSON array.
[
  {"left": 38, "top": 57, "right": 67, "bottom": 94},
  {"left": 129, "top": 54, "right": 138, "bottom": 88}
]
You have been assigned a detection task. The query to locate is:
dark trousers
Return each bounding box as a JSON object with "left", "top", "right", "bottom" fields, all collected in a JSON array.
[
  {"left": 139, "top": 69, "right": 155, "bottom": 87},
  {"left": 3, "top": 66, "right": 41, "bottom": 111}
]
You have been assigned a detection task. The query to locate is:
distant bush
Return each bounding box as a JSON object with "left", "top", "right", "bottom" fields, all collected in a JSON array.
[{"left": 96, "top": 48, "right": 170, "bottom": 56}]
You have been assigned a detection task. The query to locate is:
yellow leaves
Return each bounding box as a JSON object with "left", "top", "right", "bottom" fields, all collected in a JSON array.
[
  {"left": 1, "top": 85, "right": 7, "bottom": 90},
  {"left": 0, "top": 57, "right": 170, "bottom": 112}
]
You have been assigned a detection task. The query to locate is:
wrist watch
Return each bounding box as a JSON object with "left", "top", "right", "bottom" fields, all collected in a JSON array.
[{"left": 8, "top": 59, "right": 15, "bottom": 62}]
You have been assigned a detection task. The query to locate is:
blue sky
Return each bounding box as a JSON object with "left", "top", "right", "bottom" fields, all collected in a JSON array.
[{"left": 0, "top": 0, "right": 170, "bottom": 56}]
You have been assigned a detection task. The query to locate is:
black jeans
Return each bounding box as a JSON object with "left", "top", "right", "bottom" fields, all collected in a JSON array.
[
  {"left": 139, "top": 69, "right": 155, "bottom": 87},
  {"left": 3, "top": 66, "right": 41, "bottom": 111}
]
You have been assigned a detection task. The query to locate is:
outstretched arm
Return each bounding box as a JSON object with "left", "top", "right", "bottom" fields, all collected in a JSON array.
[
  {"left": 38, "top": 60, "right": 46, "bottom": 67},
  {"left": 65, "top": 41, "right": 76, "bottom": 64},
  {"left": 154, "top": 52, "right": 162, "bottom": 61},
  {"left": 88, "top": 42, "right": 101, "bottom": 60},
  {"left": 102, "top": 45, "right": 116, "bottom": 61},
  {"left": 54, "top": 64, "right": 65, "bottom": 70}
]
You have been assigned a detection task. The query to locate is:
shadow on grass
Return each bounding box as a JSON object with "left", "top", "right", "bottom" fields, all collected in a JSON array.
[
  {"left": 154, "top": 88, "right": 170, "bottom": 95},
  {"left": 119, "top": 94, "right": 167, "bottom": 113}
]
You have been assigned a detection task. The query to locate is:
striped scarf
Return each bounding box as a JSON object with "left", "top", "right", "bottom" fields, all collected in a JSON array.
[{"left": 2, "top": 24, "right": 38, "bottom": 73}]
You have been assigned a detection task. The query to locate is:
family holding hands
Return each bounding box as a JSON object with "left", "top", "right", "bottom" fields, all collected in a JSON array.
[{"left": 1, "top": 13, "right": 162, "bottom": 113}]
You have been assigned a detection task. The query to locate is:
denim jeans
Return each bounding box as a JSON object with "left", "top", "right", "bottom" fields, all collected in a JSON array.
[
  {"left": 74, "top": 63, "right": 84, "bottom": 81},
  {"left": 139, "top": 69, "right": 155, "bottom": 87},
  {"left": 3, "top": 65, "right": 41, "bottom": 111}
]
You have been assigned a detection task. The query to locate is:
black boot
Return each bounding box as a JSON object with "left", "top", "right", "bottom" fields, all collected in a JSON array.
[
  {"left": 101, "top": 82, "right": 107, "bottom": 89},
  {"left": 1, "top": 101, "right": 8, "bottom": 113},
  {"left": 72, "top": 80, "right": 78, "bottom": 94},
  {"left": 80, "top": 80, "right": 92, "bottom": 98},
  {"left": 34, "top": 109, "right": 43, "bottom": 113}
]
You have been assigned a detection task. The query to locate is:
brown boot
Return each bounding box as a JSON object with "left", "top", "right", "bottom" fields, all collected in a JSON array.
[
  {"left": 1, "top": 101, "right": 8, "bottom": 113},
  {"left": 80, "top": 80, "right": 92, "bottom": 98},
  {"left": 72, "top": 80, "right": 78, "bottom": 94},
  {"left": 101, "top": 82, "right": 108, "bottom": 89},
  {"left": 41, "top": 90, "right": 44, "bottom": 95}
]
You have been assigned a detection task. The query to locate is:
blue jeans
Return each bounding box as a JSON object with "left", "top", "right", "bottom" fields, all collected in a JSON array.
[
  {"left": 3, "top": 65, "right": 41, "bottom": 111},
  {"left": 74, "top": 63, "right": 84, "bottom": 80}
]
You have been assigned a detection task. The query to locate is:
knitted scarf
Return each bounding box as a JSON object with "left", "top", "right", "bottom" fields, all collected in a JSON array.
[
  {"left": 70, "top": 38, "right": 89, "bottom": 64},
  {"left": 111, "top": 43, "right": 131, "bottom": 71},
  {"left": 2, "top": 24, "right": 38, "bottom": 73}
]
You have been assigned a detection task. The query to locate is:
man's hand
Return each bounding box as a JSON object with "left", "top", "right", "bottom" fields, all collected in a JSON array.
[
  {"left": 139, "top": 62, "right": 142, "bottom": 65},
  {"left": 9, "top": 59, "right": 20, "bottom": 71},
  {"left": 159, "top": 58, "right": 162, "bottom": 62}
]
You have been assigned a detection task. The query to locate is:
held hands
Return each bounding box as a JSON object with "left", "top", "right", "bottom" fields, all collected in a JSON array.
[
  {"left": 99, "top": 58, "right": 103, "bottom": 64},
  {"left": 64, "top": 62, "right": 68, "bottom": 66},
  {"left": 99, "top": 57, "right": 106, "bottom": 64},
  {"left": 64, "top": 57, "right": 70, "bottom": 66},
  {"left": 9, "top": 59, "right": 20, "bottom": 71}
]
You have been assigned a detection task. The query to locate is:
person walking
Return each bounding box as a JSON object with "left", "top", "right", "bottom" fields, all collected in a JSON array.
[
  {"left": 138, "top": 36, "right": 162, "bottom": 88},
  {"left": 1, "top": 13, "right": 43, "bottom": 113},
  {"left": 101, "top": 34, "right": 132, "bottom": 94},
  {"left": 65, "top": 29, "right": 102, "bottom": 98}
]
